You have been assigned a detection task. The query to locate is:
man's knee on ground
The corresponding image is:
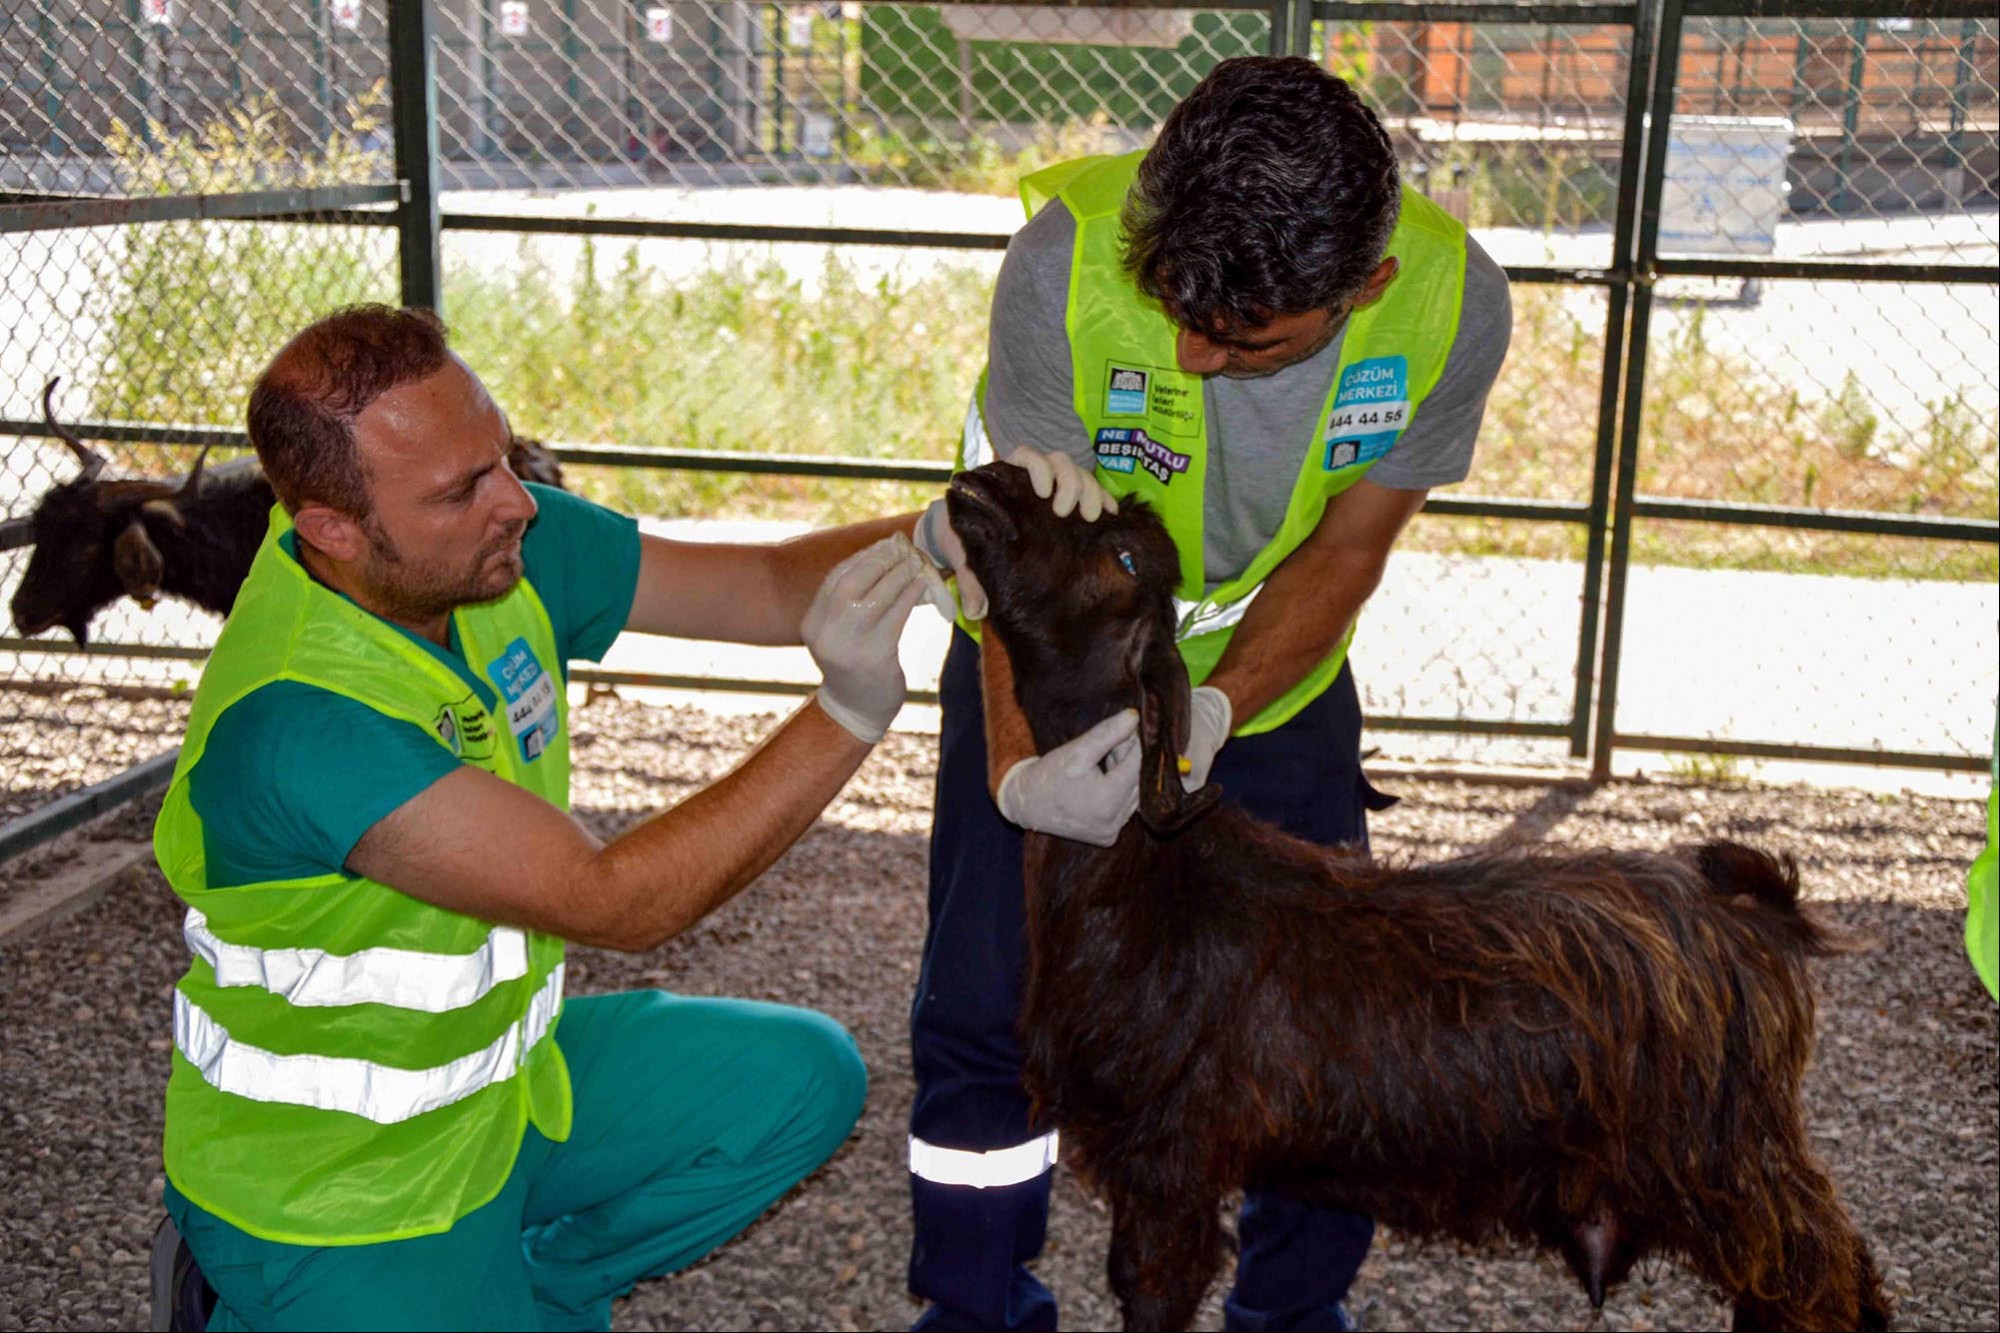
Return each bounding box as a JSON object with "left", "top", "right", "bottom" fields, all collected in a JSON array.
[{"left": 763, "top": 1005, "right": 868, "bottom": 1165}]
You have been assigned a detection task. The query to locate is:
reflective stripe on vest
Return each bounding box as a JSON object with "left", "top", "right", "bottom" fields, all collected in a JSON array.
[
  {"left": 1174, "top": 584, "right": 1262, "bottom": 640},
  {"left": 183, "top": 909, "right": 531, "bottom": 1013},
  {"left": 174, "top": 965, "right": 565, "bottom": 1126},
  {"left": 908, "top": 1130, "right": 1060, "bottom": 1188},
  {"left": 962, "top": 391, "right": 997, "bottom": 470},
  {"left": 155, "top": 503, "right": 574, "bottom": 1244}
]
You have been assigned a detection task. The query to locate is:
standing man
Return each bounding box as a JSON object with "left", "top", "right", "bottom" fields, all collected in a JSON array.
[
  {"left": 147, "top": 303, "right": 1083, "bottom": 1331},
  {"left": 907, "top": 58, "right": 1514, "bottom": 1330}
]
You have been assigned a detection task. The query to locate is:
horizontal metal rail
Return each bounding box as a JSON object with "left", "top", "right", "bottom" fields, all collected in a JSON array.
[
  {"left": 0, "top": 418, "right": 249, "bottom": 448},
  {"left": 0, "top": 183, "right": 402, "bottom": 235},
  {"left": 1680, "top": 0, "right": 1994, "bottom": 17},
  {"left": 1315, "top": 1, "right": 1637, "bottom": 22},
  {"left": 0, "top": 637, "right": 211, "bottom": 661},
  {"left": 555, "top": 441, "right": 954, "bottom": 483},
  {"left": 1506, "top": 266, "right": 1626, "bottom": 287},
  {"left": 1631, "top": 496, "right": 2000, "bottom": 543},
  {"left": 0, "top": 750, "right": 176, "bottom": 863},
  {"left": 445, "top": 213, "right": 1015, "bottom": 251},
  {"left": 8, "top": 420, "right": 1989, "bottom": 543},
  {"left": 66, "top": 201, "right": 1981, "bottom": 295},
  {"left": 573, "top": 668, "right": 939, "bottom": 706},
  {"left": 1614, "top": 732, "right": 1985, "bottom": 772},
  {"left": 1361, "top": 717, "right": 1575, "bottom": 737},
  {"left": 1652, "top": 258, "right": 2000, "bottom": 286}
]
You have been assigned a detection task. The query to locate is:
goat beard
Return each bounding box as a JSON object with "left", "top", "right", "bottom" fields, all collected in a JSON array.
[{"left": 354, "top": 513, "right": 527, "bottom": 622}]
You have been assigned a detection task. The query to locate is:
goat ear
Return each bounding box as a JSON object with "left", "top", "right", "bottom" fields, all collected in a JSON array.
[
  {"left": 113, "top": 520, "right": 165, "bottom": 599},
  {"left": 1126, "top": 615, "right": 1221, "bottom": 835}
]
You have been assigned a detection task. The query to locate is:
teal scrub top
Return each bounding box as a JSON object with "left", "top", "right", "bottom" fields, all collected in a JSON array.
[{"left": 187, "top": 483, "right": 641, "bottom": 887}]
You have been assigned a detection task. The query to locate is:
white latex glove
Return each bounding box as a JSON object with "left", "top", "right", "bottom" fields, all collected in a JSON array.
[
  {"left": 1007, "top": 447, "right": 1119, "bottom": 523},
  {"left": 912, "top": 499, "right": 984, "bottom": 620},
  {"left": 802, "top": 534, "right": 933, "bottom": 743},
  {"left": 1181, "top": 686, "right": 1232, "bottom": 792},
  {"left": 995, "top": 710, "right": 1143, "bottom": 847},
  {"left": 914, "top": 447, "right": 1119, "bottom": 621}
]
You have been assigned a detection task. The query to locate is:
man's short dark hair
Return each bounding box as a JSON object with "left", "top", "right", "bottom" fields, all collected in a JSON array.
[
  {"left": 1122, "top": 56, "right": 1401, "bottom": 336},
  {"left": 247, "top": 304, "right": 452, "bottom": 514}
]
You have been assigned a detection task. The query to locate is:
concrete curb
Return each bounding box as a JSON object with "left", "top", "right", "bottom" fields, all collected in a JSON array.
[{"left": 0, "top": 836, "right": 155, "bottom": 943}]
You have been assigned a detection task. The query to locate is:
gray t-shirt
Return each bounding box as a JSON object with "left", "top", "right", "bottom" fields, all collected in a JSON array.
[{"left": 982, "top": 200, "right": 1512, "bottom": 590}]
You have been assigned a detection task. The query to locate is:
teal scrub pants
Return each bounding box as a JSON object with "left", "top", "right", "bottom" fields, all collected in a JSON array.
[{"left": 164, "top": 990, "right": 868, "bottom": 1331}]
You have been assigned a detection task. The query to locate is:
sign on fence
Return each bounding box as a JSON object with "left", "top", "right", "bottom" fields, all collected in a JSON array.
[
  {"left": 140, "top": 0, "right": 174, "bottom": 27},
  {"left": 498, "top": 0, "right": 529, "bottom": 38},
  {"left": 937, "top": 4, "right": 1196, "bottom": 48},
  {"left": 645, "top": 6, "right": 671, "bottom": 43},
  {"left": 1659, "top": 115, "right": 1795, "bottom": 257},
  {"left": 331, "top": 0, "right": 362, "bottom": 32},
  {"left": 803, "top": 112, "right": 835, "bottom": 158}
]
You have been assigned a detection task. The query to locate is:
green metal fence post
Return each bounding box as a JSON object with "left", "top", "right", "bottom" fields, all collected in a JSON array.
[
  {"left": 1569, "top": 0, "right": 1660, "bottom": 760},
  {"left": 390, "top": 0, "right": 444, "bottom": 310},
  {"left": 1833, "top": 17, "right": 1867, "bottom": 212},
  {"left": 1591, "top": 0, "right": 1684, "bottom": 780}
]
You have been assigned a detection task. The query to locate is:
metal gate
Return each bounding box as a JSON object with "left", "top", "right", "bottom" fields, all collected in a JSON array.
[{"left": 3, "top": 0, "right": 1995, "bottom": 860}]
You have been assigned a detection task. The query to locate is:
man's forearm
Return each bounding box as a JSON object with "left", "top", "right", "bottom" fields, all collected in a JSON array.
[
  {"left": 1201, "top": 548, "right": 1386, "bottom": 723},
  {"left": 764, "top": 513, "right": 923, "bottom": 638},
  {"left": 584, "top": 698, "right": 872, "bottom": 950}
]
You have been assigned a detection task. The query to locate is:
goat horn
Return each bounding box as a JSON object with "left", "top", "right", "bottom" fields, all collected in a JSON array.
[
  {"left": 41, "top": 376, "right": 106, "bottom": 483},
  {"left": 177, "top": 444, "right": 211, "bottom": 501}
]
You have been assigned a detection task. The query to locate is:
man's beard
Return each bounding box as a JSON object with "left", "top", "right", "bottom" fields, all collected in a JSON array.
[{"left": 359, "top": 516, "right": 528, "bottom": 624}]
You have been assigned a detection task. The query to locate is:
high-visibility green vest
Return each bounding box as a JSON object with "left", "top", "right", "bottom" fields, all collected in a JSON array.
[
  {"left": 153, "top": 505, "right": 574, "bottom": 1245},
  {"left": 957, "top": 151, "right": 1468, "bottom": 735},
  {"left": 1970, "top": 723, "right": 1997, "bottom": 1001}
]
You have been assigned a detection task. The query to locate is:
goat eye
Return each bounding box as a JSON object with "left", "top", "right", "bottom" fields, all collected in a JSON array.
[{"left": 1115, "top": 550, "right": 1138, "bottom": 576}]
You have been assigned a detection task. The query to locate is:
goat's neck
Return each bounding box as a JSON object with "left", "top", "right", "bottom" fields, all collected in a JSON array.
[
  {"left": 150, "top": 480, "right": 269, "bottom": 613},
  {"left": 1002, "top": 645, "right": 1131, "bottom": 755}
]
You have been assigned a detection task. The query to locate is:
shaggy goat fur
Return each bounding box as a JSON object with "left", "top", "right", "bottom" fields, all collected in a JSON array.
[
  {"left": 945, "top": 460, "right": 1888, "bottom": 1333},
  {"left": 9, "top": 378, "right": 565, "bottom": 644}
]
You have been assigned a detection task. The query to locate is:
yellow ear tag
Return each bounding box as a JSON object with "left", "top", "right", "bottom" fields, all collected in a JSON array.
[{"left": 1177, "top": 756, "right": 1192, "bottom": 775}]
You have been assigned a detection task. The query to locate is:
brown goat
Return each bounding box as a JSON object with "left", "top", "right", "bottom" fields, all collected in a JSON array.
[
  {"left": 7, "top": 378, "right": 566, "bottom": 644},
  {"left": 944, "top": 460, "right": 1888, "bottom": 1333}
]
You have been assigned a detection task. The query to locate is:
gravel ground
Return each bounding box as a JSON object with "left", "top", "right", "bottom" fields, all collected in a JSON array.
[
  {"left": 0, "top": 690, "right": 188, "bottom": 822},
  {"left": 2, "top": 696, "right": 1994, "bottom": 1332}
]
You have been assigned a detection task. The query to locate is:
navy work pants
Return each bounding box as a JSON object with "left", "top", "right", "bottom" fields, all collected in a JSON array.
[{"left": 908, "top": 629, "right": 1386, "bottom": 1331}]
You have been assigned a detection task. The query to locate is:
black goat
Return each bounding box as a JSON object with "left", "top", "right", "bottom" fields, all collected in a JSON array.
[
  {"left": 7, "top": 379, "right": 567, "bottom": 644},
  {"left": 944, "top": 460, "right": 1888, "bottom": 1333}
]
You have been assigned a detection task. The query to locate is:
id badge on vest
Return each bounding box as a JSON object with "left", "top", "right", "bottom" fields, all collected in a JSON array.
[
  {"left": 488, "top": 637, "right": 559, "bottom": 763},
  {"left": 1324, "top": 355, "right": 1410, "bottom": 473},
  {"left": 1093, "top": 360, "right": 1202, "bottom": 486}
]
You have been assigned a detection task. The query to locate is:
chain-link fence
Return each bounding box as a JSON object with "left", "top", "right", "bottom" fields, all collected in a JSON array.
[{"left": 3, "top": 0, "right": 1996, "bottom": 857}]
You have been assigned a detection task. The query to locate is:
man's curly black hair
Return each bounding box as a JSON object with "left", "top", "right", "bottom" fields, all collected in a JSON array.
[{"left": 1121, "top": 56, "right": 1401, "bottom": 337}]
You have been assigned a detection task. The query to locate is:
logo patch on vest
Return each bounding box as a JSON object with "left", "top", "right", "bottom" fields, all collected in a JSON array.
[
  {"left": 487, "top": 637, "right": 559, "bottom": 763},
  {"left": 1095, "top": 427, "right": 1190, "bottom": 485},
  {"left": 1105, "top": 365, "right": 1149, "bottom": 416},
  {"left": 1324, "top": 355, "right": 1410, "bottom": 472},
  {"left": 434, "top": 692, "right": 498, "bottom": 763}
]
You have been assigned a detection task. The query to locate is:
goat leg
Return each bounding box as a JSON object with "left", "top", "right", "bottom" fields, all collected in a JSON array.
[
  {"left": 1105, "top": 1183, "right": 1227, "bottom": 1333},
  {"left": 1724, "top": 1164, "right": 1891, "bottom": 1332}
]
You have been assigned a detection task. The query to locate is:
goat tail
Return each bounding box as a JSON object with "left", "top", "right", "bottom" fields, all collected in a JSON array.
[{"left": 1694, "top": 840, "right": 1861, "bottom": 958}]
